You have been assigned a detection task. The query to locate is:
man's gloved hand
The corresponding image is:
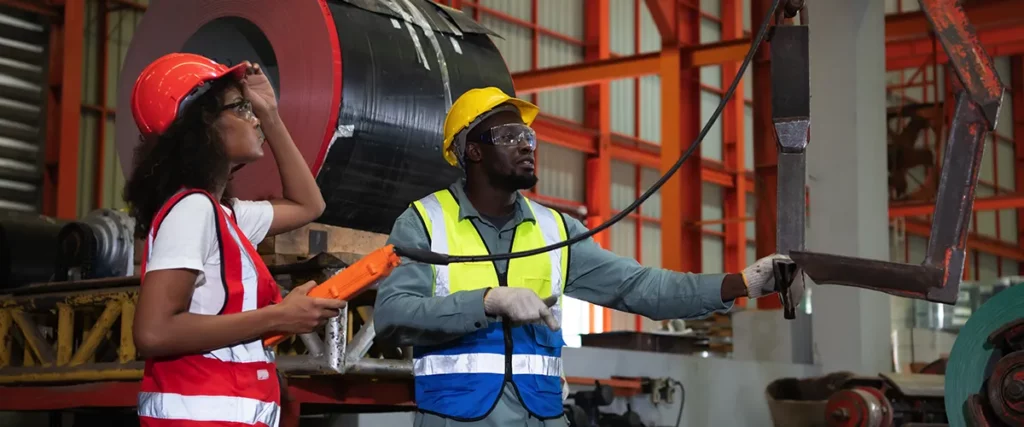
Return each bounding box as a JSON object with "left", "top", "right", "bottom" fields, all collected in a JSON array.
[
  {"left": 483, "top": 287, "right": 561, "bottom": 331},
  {"left": 741, "top": 253, "right": 807, "bottom": 307}
]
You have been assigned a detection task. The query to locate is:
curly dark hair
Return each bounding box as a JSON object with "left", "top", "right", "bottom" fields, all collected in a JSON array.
[{"left": 123, "top": 77, "right": 242, "bottom": 240}]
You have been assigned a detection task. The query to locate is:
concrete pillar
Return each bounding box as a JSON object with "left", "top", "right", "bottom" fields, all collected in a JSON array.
[{"left": 805, "top": 0, "right": 893, "bottom": 375}]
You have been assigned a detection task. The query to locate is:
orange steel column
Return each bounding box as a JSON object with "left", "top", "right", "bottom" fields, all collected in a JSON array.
[
  {"left": 1013, "top": 56, "right": 1024, "bottom": 273},
  {"left": 721, "top": 0, "right": 748, "bottom": 308},
  {"left": 655, "top": 1, "right": 702, "bottom": 276},
  {"left": 751, "top": 0, "right": 782, "bottom": 309},
  {"left": 583, "top": 0, "right": 612, "bottom": 332},
  {"left": 42, "top": 0, "right": 84, "bottom": 219}
]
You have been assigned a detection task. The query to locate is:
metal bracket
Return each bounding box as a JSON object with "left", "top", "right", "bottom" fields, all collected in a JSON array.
[
  {"left": 774, "top": 0, "right": 1007, "bottom": 307},
  {"left": 276, "top": 301, "right": 411, "bottom": 377}
]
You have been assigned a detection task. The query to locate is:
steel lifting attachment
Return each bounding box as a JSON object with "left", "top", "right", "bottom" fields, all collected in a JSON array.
[
  {"left": 776, "top": 0, "right": 1007, "bottom": 310},
  {"left": 766, "top": 0, "right": 809, "bottom": 319}
]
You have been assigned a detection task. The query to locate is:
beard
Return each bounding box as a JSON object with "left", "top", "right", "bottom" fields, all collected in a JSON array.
[{"left": 489, "top": 169, "right": 538, "bottom": 192}]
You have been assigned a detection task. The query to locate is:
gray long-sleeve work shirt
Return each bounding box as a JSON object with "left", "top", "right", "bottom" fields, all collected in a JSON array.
[{"left": 373, "top": 181, "right": 733, "bottom": 426}]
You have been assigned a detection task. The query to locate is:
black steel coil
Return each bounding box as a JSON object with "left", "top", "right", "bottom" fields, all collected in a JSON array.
[
  {"left": 0, "top": 211, "right": 64, "bottom": 289},
  {"left": 116, "top": 0, "right": 516, "bottom": 234}
]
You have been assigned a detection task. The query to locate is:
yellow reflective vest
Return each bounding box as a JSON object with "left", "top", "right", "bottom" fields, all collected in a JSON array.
[{"left": 409, "top": 188, "right": 570, "bottom": 420}]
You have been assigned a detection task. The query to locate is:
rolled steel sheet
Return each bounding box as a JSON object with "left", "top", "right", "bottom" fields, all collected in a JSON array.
[
  {"left": 115, "top": 0, "right": 515, "bottom": 233},
  {"left": 0, "top": 211, "right": 65, "bottom": 289}
]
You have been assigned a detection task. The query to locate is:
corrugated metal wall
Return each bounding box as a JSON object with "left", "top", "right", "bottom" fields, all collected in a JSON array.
[{"left": 0, "top": 8, "right": 48, "bottom": 213}]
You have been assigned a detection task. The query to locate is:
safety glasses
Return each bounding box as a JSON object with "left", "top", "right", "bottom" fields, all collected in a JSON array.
[
  {"left": 478, "top": 123, "right": 536, "bottom": 149},
  {"left": 221, "top": 99, "right": 255, "bottom": 121}
]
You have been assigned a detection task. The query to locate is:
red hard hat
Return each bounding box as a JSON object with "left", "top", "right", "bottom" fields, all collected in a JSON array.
[{"left": 130, "top": 52, "right": 247, "bottom": 137}]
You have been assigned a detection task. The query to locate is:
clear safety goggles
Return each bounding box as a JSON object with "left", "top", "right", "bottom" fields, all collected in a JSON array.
[{"left": 477, "top": 123, "right": 536, "bottom": 149}]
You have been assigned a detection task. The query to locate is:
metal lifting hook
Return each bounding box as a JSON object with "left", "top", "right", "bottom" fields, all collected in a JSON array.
[{"left": 777, "top": 0, "right": 1007, "bottom": 311}]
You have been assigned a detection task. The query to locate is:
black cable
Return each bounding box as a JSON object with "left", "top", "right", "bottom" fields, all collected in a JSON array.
[
  {"left": 671, "top": 379, "right": 685, "bottom": 427},
  {"left": 395, "top": 0, "right": 783, "bottom": 266}
]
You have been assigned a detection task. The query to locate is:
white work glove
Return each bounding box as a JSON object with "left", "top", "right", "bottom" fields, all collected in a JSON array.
[
  {"left": 741, "top": 254, "right": 806, "bottom": 307},
  {"left": 483, "top": 287, "right": 560, "bottom": 331}
]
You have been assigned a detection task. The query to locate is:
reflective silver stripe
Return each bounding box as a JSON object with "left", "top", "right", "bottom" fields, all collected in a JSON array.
[
  {"left": 414, "top": 353, "right": 562, "bottom": 377},
  {"left": 419, "top": 194, "right": 450, "bottom": 297},
  {"left": 529, "top": 200, "right": 564, "bottom": 321},
  {"left": 137, "top": 392, "right": 280, "bottom": 425}
]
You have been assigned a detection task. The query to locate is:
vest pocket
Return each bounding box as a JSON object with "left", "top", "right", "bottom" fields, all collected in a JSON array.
[{"left": 528, "top": 325, "right": 565, "bottom": 394}]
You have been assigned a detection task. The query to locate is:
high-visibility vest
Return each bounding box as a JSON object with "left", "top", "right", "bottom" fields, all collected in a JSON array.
[
  {"left": 410, "top": 189, "right": 569, "bottom": 421},
  {"left": 136, "top": 189, "right": 282, "bottom": 427}
]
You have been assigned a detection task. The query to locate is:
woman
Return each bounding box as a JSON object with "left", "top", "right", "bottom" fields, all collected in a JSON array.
[{"left": 123, "top": 52, "right": 344, "bottom": 427}]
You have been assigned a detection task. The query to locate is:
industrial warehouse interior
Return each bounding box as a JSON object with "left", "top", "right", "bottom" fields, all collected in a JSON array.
[{"left": 0, "top": 0, "right": 1020, "bottom": 426}]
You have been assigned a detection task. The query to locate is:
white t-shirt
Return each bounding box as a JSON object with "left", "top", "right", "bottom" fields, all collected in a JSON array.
[{"left": 145, "top": 193, "right": 275, "bottom": 363}]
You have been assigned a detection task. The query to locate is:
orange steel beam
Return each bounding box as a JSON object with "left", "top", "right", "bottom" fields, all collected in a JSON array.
[
  {"left": 513, "top": 3, "right": 1023, "bottom": 94},
  {"left": 41, "top": 0, "right": 84, "bottom": 219},
  {"left": 887, "top": 24, "right": 1024, "bottom": 70},
  {"left": 751, "top": 0, "right": 782, "bottom": 309},
  {"left": 653, "top": 0, "right": 703, "bottom": 277},
  {"left": 904, "top": 219, "right": 1024, "bottom": 260},
  {"left": 582, "top": 0, "right": 612, "bottom": 333},
  {"left": 722, "top": 0, "right": 747, "bottom": 307},
  {"left": 890, "top": 193, "right": 1024, "bottom": 218},
  {"left": 885, "top": 0, "right": 1023, "bottom": 42},
  {"left": 514, "top": 40, "right": 749, "bottom": 95}
]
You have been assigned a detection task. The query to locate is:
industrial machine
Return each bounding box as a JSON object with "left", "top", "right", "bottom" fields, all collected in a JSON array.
[{"left": 824, "top": 374, "right": 947, "bottom": 427}]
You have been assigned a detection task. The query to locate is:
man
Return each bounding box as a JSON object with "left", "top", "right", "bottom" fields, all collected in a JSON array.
[{"left": 373, "top": 87, "right": 805, "bottom": 426}]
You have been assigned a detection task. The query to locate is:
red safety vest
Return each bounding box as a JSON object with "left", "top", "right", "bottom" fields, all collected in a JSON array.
[{"left": 136, "top": 189, "right": 282, "bottom": 427}]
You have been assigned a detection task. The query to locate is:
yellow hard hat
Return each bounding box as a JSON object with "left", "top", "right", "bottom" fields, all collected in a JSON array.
[{"left": 442, "top": 87, "right": 539, "bottom": 167}]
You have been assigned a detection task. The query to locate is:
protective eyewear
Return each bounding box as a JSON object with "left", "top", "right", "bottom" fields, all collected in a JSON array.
[
  {"left": 222, "top": 99, "right": 255, "bottom": 121},
  {"left": 478, "top": 123, "right": 536, "bottom": 149}
]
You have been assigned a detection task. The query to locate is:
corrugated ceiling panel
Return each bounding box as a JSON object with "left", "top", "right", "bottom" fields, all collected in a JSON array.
[
  {"left": 611, "top": 79, "right": 636, "bottom": 135},
  {"left": 611, "top": 159, "right": 634, "bottom": 212},
  {"left": 744, "top": 66, "right": 753, "bottom": 99},
  {"left": 978, "top": 253, "right": 1000, "bottom": 281},
  {"left": 999, "top": 209, "right": 1018, "bottom": 244},
  {"left": 641, "top": 222, "right": 661, "bottom": 267},
  {"left": 639, "top": 1, "right": 659, "bottom": 54},
  {"left": 1002, "top": 257, "right": 1018, "bottom": 276},
  {"left": 979, "top": 134, "right": 994, "bottom": 184},
  {"left": 702, "top": 0, "right": 722, "bottom": 18},
  {"left": 538, "top": 0, "right": 583, "bottom": 39},
  {"left": 743, "top": 104, "right": 754, "bottom": 170},
  {"left": 997, "top": 142, "right": 1015, "bottom": 190},
  {"left": 639, "top": 167, "right": 661, "bottom": 219},
  {"left": 701, "top": 91, "right": 723, "bottom": 161},
  {"left": 609, "top": 0, "right": 635, "bottom": 56},
  {"left": 0, "top": 9, "right": 47, "bottom": 213},
  {"left": 996, "top": 57, "right": 1013, "bottom": 138},
  {"left": 536, "top": 141, "right": 585, "bottom": 202},
  {"left": 702, "top": 182, "right": 723, "bottom": 232},
  {"left": 702, "top": 235, "right": 723, "bottom": 273},
  {"left": 908, "top": 235, "right": 927, "bottom": 264},
  {"left": 899, "top": 0, "right": 921, "bottom": 12},
  {"left": 611, "top": 216, "right": 637, "bottom": 259},
  {"left": 537, "top": 36, "right": 584, "bottom": 122},
  {"left": 638, "top": 75, "right": 660, "bottom": 143},
  {"left": 480, "top": 0, "right": 531, "bottom": 20},
  {"left": 742, "top": 0, "right": 751, "bottom": 32},
  {"left": 975, "top": 184, "right": 996, "bottom": 238},
  {"left": 482, "top": 15, "right": 531, "bottom": 73},
  {"left": 745, "top": 192, "right": 756, "bottom": 243}
]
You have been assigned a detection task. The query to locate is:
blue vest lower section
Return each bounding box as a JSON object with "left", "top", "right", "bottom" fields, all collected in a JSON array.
[{"left": 413, "top": 322, "right": 566, "bottom": 420}]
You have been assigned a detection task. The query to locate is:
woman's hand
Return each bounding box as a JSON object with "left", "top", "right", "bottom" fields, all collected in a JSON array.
[
  {"left": 270, "top": 281, "right": 346, "bottom": 334},
  {"left": 240, "top": 61, "right": 278, "bottom": 118}
]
